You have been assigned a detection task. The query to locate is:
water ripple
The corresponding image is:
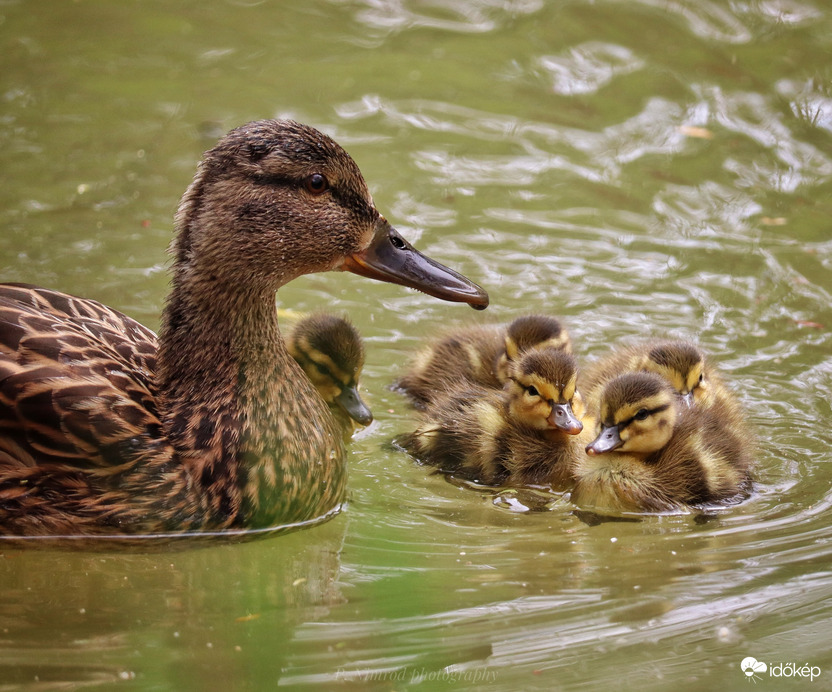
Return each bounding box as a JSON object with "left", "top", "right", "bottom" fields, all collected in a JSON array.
[
  {"left": 344, "top": 0, "right": 543, "bottom": 36},
  {"left": 537, "top": 42, "right": 645, "bottom": 96}
]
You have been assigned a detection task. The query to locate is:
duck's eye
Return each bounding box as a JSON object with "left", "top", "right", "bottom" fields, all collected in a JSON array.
[
  {"left": 634, "top": 409, "right": 649, "bottom": 421},
  {"left": 304, "top": 173, "right": 328, "bottom": 195},
  {"left": 698, "top": 374, "right": 704, "bottom": 383},
  {"left": 526, "top": 385, "right": 539, "bottom": 397}
]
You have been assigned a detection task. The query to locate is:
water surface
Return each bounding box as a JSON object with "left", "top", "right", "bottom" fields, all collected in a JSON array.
[{"left": 1, "top": 1, "right": 831, "bottom": 689}]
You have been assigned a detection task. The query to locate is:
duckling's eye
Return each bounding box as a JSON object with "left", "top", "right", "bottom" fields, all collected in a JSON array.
[
  {"left": 698, "top": 374, "right": 704, "bottom": 384},
  {"left": 526, "top": 385, "right": 539, "bottom": 397},
  {"left": 634, "top": 409, "right": 649, "bottom": 421},
  {"left": 304, "top": 173, "right": 328, "bottom": 195}
]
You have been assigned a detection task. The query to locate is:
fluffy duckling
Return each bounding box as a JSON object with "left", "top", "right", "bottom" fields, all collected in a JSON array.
[
  {"left": 396, "top": 314, "right": 571, "bottom": 409},
  {"left": 571, "top": 372, "right": 752, "bottom": 514},
  {"left": 398, "top": 347, "right": 584, "bottom": 487},
  {"left": 287, "top": 314, "right": 372, "bottom": 440},
  {"left": 0, "top": 119, "right": 488, "bottom": 536},
  {"left": 581, "top": 339, "right": 740, "bottom": 418}
]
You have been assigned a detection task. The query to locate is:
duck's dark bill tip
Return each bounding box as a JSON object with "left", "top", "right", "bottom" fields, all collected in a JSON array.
[{"left": 342, "top": 224, "right": 489, "bottom": 310}]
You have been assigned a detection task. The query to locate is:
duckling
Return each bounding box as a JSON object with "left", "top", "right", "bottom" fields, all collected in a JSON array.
[
  {"left": 398, "top": 347, "right": 584, "bottom": 488},
  {"left": 581, "top": 339, "right": 740, "bottom": 418},
  {"left": 0, "top": 119, "right": 488, "bottom": 536},
  {"left": 571, "top": 372, "right": 752, "bottom": 514},
  {"left": 286, "top": 313, "right": 372, "bottom": 441},
  {"left": 395, "top": 314, "right": 571, "bottom": 409}
]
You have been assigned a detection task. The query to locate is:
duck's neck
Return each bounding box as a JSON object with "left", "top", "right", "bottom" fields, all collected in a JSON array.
[{"left": 155, "top": 273, "right": 345, "bottom": 529}]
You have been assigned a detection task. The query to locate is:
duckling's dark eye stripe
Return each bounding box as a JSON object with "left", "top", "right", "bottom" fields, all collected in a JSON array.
[
  {"left": 620, "top": 403, "right": 670, "bottom": 429},
  {"left": 310, "top": 360, "right": 336, "bottom": 381}
]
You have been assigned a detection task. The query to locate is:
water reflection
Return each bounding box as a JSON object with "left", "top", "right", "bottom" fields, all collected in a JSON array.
[{"left": 0, "top": 519, "right": 348, "bottom": 688}]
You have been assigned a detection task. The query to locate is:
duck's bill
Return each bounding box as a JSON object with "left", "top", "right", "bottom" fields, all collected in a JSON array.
[
  {"left": 586, "top": 425, "right": 623, "bottom": 455},
  {"left": 342, "top": 221, "right": 489, "bottom": 310},
  {"left": 548, "top": 403, "right": 583, "bottom": 435},
  {"left": 335, "top": 385, "right": 373, "bottom": 426}
]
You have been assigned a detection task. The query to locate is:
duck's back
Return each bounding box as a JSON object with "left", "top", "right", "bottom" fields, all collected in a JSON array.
[
  {"left": 396, "top": 324, "right": 504, "bottom": 408},
  {"left": 397, "top": 381, "right": 512, "bottom": 484},
  {"left": 580, "top": 344, "right": 645, "bottom": 404},
  {"left": 651, "top": 406, "right": 753, "bottom": 506},
  {"left": 0, "top": 283, "right": 185, "bottom": 535}
]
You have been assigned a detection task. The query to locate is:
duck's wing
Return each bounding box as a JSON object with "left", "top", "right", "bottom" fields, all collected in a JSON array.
[{"left": 0, "top": 284, "right": 180, "bottom": 533}]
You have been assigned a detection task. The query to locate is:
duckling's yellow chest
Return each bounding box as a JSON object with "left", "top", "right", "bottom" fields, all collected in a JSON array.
[{"left": 571, "top": 454, "right": 662, "bottom": 514}]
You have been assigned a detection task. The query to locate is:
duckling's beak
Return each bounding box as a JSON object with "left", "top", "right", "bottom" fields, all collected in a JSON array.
[
  {"left": 335, "top": 384, "right": 373, "bottom": 426},
  {"left": 680, "top": 390, "right": 695, "bottom": 408},
  {"left": 548, "top": 403, "right": 583, "bottom": 435},
  {"left": 586, "top": 425, "right": 623, "bottom": 455},
  {"left": 342, "top": 220, "right": 489, "bottom": 310}
]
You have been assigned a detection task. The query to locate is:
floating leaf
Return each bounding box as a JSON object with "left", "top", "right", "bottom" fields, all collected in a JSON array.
[
  {"left": 679, "top": 125, "right": 714, "bottom": 139},
  {"left": 793, "top": 320, "right": 824, "bottom": 329},
  {"left": 235, "top": 613, "right": 261, "bottom": 623}
]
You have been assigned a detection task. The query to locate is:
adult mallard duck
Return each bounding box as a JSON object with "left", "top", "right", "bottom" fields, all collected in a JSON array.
[
  {"left": 398, "top": 347, "right": 584, "bottom": 488},
  {"left": 286, "top": 313, "right": 372, "bottom": 441},
  {"left": 571, "top": 372, "right": 752, "bottom": 514},
  {"left": 395, "top": 314, "right": 571, "bottom": 409},
  {"left": 0, "top": 119, "right": 488, "bottom": 536}
]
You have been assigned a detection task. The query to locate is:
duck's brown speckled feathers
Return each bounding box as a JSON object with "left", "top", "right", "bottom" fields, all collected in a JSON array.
[
  {"left": 0, "top": 283, "right": 187, "bottom": 535},
  {"left": 0, "top": 119, "right": 488, "bottom": 537}
]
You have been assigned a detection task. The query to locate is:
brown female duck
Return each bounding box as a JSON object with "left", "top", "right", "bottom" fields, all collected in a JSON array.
[
  {"left": 398, "top": 347, "right": 584, "bottom": 488},
  {"left": 395, "top": 314, "right": 571, "bottom": 409},
  {"left": 287, "top": 313, "right": 372, "bottom": 440},
  {"left": 0, "top": 119, "right": 488, "bottom": 536},
  {"left": 572, "top": 372, "right": 752, "bottom": 514}
]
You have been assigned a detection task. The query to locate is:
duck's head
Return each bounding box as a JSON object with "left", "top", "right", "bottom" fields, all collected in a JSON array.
[
  {"left": 496, "top": 315, "right": 571, "bottom": 382},
  {"left": 506, "top": 347, "right": 583, "bottom": 435},
  {"left": 172, "top": 119, "right": 488, "bottom": 308},
  {"left": 640, "top": 341, "right": 706, "bottom": 407},
  {"left": 287, "top": 314, "right": 373, "bottom": 426},
  {"left": 586, "top": 372, "right": 678, "bottom": 456}
]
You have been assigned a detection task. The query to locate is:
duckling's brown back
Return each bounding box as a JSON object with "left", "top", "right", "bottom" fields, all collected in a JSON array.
[{"left": 394, "top": 325, "right": 504, "bottom": 408}]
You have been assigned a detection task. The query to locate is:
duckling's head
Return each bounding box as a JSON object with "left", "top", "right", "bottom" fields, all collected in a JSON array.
[
  {"left": 171, "top": 119, "right": 488, "bottom": 307},
  {"left": 640, "top": 341, "right": 706, "bottom": 407},
  {"left": 506, "top": 347, "right": 583, "bottom": 435},
  {"left": 497, "top": 315, "right": 571, "bottom": 382},
  {"left": 287, "top": 314, "right": 372, "bottom": 426},
  {"left": 586, "top": 372, "right": 678, "bottom": 456}
]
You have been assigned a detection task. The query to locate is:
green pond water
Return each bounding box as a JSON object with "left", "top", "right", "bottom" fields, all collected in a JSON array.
[{"left": 2, "top": 1, "right": 832, "bottom": 689}]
